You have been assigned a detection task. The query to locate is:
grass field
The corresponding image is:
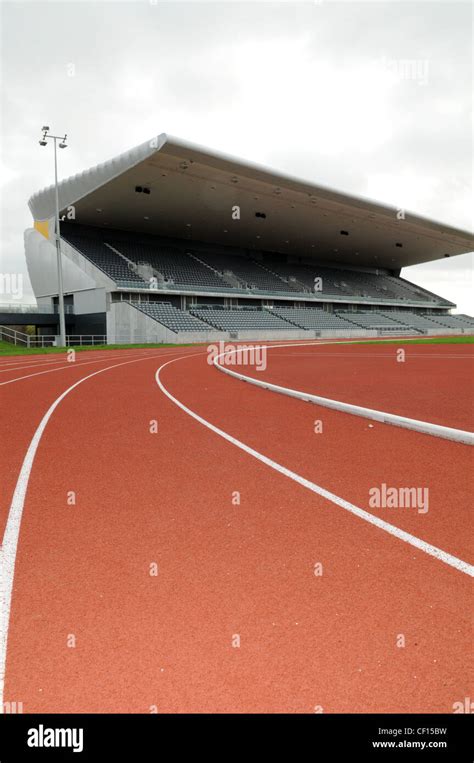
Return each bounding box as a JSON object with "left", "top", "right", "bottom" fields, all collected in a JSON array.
[
  {"left": 0, "top": 341, "right": 196, "bottom": 356},
  {"left": 352, "top": 335, "right": 474, "bottom": 346},
  {"left": 0, "top": 334, "right": 472, "bottom": 356}
]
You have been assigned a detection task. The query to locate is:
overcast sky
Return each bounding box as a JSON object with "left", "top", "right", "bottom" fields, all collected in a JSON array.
[{"left": 0, "top": 0, "right": 472, "bottom": 311}]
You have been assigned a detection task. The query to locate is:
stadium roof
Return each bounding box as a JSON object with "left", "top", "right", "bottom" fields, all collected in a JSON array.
[{"left": 28, "top": 133, "right": 474, "bottom": 269}]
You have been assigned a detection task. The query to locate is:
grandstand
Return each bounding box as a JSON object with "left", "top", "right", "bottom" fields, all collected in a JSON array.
[
  {"left": 133, "top": 301, "right": 212, "bottom": 332},
  {"left": 190, "top": 306, "right": 293, "bottom": 332},
  {"left": 24, "top": 133, "right": 474, "bottom": 342},
  {"left": 270, "top": 307, "right": 361, "bottom": 331}
]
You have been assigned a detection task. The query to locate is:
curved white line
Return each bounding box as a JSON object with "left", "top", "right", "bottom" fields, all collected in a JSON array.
[
  {"left": 0, "top": 350, "right": 188, "bottom": 709},
  {"left": 0, "top": 348, "right": 184, "bottom": 386},
  {"left": 212, "top": 344, "right": 474, "bottom": 445},
  {"left": 155, "top": 355, "right": 474, "bottom": 578},
  {"left": 0, "top": 351, "right": 153, "bottom": 375}
]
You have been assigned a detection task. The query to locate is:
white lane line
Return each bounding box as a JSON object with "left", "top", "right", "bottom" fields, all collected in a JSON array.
[
  {"left": 0, "top": 350, "right": 170, "bottom": 386},
  {"left": 213, "top": 345, "right": 474, "bottom": 446},
  {"left": 0, "top": 349, "right": 190, "bottom": 709},
  {"left": 0, "top": 357, "right": 66, "bottom": 369},
  {"left": 0, "top": 351, "right": 122, "bottom": 368},
  {"left": 0, "top": 348, "right": 176, "bottom": 370},
  {"left": 0, "top": 347, "right": 198, "bottom": 385},
  {"left": 0, "top": 360, "right": 68, "bottom": 374},
  {"left": 0, "top": 351, "right": 153, "bottom": 375},
  {"left": 266, "top": 352, "right": 473, "bottom": 359},
  {"left": 155, "top": 355, "right": 474, "bottom": 579}
]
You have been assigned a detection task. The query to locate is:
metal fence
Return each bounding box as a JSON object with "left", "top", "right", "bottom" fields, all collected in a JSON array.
[
  {"left": 0, "top": 326, "right": 106, "bottom": 347},
  {"left": 0, "top": 303, "right": 74, "bottom": 314}
]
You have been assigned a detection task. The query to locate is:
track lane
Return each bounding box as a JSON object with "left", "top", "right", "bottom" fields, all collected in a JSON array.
[
  {"left": 0, "top": 349, "right": 172, "bottom": 386},
  {"left": 226, "top": 343, "right": 474, "bottom": 431},
  {"left": 159, "top": 353, "right": 473, "bottom": 564},
  {"left": 3, "top": 350, "right": 471, "bottom": 713},
  {"left": 0, "top": 347, "right": 197, "bottom": 539}
]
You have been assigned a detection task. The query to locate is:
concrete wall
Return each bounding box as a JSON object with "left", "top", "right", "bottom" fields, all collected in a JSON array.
[
  {"left": 110, "top": 304, "right": 472, "bottom": 344},
  {"left": 416, "top": 328, "right": 469, "bottom": 336},
  {"left": 109, "top": 301, "right": 229, "bottom": 344},
  {"left": 73, "top": 288, "right": 107, "bottom": 315},
  {"left": 25, "top": 228, "right": 116, "bottom": 301},
  {"left": 25, "top": 229, "right": 98, "bottom": 297}
]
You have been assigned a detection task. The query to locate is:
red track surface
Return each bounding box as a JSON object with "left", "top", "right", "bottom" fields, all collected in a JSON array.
[
  {"left": 1, "top": 341, "right": 472, "bottom": 713},
  {"left": 227, "top": 342, "right": 474, "bottom": 430}
]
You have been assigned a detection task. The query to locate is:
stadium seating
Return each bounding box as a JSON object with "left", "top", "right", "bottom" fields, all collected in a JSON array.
[
  {"left": 133, "top": 302, "right": 211, "bottom": 332},
  {"left": 195, "top": 250, "right": 300, "bottom": 292},
  {"left": 457, "top": 314, "right": 474, "bottom": 325},
  {"left": 427, "top": 313, "right": 474, "bottom": 329},
  {"left": 130, "top": 300, "right": 473, "bottom": 335},
  {"left": 190, "top": 306, "right": 294, "bottom": 331},
  {"left": 115, "top": 241, "right": 228, "bottom": 290},
  {"left": 336, "top": 311, "right": 411, "bottom": 330},
  {"left": 270, "top": 307, "right": 360, "bottom": 330},
  {"left": 375, "top": 311, "right": 448, "bottom": 331},
  {"left": 60, "top": 223, "right": 451, "bottom": 308},
  {"left": 61, "top": 229, "right": 148, "bottom": 287}
]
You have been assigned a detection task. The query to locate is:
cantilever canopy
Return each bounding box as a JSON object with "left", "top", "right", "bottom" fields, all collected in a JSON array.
[{"left": 28, "top": 133, "right": 474, "bottom": 270}]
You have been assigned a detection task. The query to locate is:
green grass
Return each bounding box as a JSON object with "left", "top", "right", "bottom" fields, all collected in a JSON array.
[
  {"left": 348, "top": 335, "right": 474, "bottom": 346},
  {"left": 1, "top": 334, "right": 472, "bottom": 356},
  {"left": 0, "top": 341, "right": 197, "bottom": 356}
]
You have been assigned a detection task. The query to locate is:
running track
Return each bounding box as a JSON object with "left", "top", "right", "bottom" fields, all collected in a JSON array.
[{"left": 0, "top": 340, "right": 472, "bottom": 713}]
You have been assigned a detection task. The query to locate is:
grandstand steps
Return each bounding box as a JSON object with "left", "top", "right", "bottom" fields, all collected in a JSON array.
[
  {"left": 394, "top": 275, "right": 449, "bottom": 305},
  {"left": 263, "top": 307, "right": 304, "bottom": 328},
  {"left": 190, "top": 307, "right": 295, "bottom": 332},
  {"left": 186, "top": 251, "right": 238, "bottom": 288},
  {"left": 104, "top": 243, "right": 138, "bottom": 273},
  {"left": 222, "top": 270, "right": 244, "bottom": 288},
  {"left": 252, "top": 260, "right": 302, "bottom": 292},
  {"left": 288, "top": 277, "right": 312, "bottom": 294},
  {"left": 133, "top": 301, "right": 211, "bottom": 332}
]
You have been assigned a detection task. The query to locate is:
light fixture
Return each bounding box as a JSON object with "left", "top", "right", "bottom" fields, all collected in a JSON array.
[{"left": 36, "top": 126, "right": 68, "bottom": 347}]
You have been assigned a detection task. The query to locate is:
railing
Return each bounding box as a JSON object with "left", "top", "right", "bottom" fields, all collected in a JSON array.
[
  {"left": 0, "top": 326, "right": 29, "bottom": 345},
  {"left": 0, "top": 326, "right": 106, "bottom": 348},
  {"left": 66, "top": 335, "right": 107, "bottom": 346},
  {"left": 0, "top": 303, "right": 74, "bottom": 314},
  {"left": 114, "top": 282, "right": 450, "bottom": 308}
]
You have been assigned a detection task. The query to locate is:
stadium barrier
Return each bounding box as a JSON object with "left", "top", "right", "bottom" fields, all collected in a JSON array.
[{"left": 213, "top": 344, "right": 474, "bottom": 446}]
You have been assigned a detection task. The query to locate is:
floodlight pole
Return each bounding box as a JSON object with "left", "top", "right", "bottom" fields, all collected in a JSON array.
[
  {"left": 53, "top": 137, "right": 66, "bottom": 347},
  {"left": 39, "top": 127, "right": 68, "bottom": 347}
]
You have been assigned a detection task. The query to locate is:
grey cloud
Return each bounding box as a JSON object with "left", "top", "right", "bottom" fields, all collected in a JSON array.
[{"left": 1, "top": 0, "right": 472, "bottom": 311}]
